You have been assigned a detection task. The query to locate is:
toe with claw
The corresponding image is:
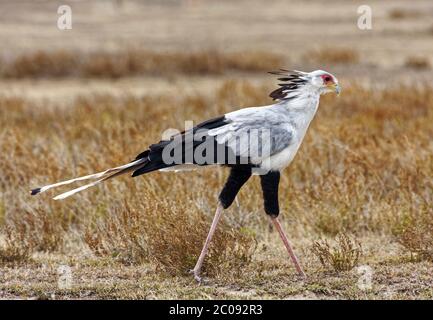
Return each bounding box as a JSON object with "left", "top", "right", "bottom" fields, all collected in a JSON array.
[{"left": 189, "top": 269, "right": 202, "bottom": 283}]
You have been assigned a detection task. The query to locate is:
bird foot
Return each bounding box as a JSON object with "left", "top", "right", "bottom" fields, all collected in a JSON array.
[
  {"left": 189, "top": 269, "right": 202, "bottom": 283},
  {"left": 298, "top": 271, "right": 307, "bottom": 279},
  {"left": 189, "top": 269, "right": 210, "bottom": 284}
]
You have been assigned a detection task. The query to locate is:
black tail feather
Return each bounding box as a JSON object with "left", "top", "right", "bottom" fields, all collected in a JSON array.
[{"left": 31, "top": 188, "right": 41, "bottom": 196}]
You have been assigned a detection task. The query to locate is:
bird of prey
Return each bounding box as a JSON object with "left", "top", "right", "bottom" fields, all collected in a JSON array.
[{"left": 31, "top": 69, "right": 340, "bottom": 282}]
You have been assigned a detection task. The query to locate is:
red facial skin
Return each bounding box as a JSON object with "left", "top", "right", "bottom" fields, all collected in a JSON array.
[{"left": 321, "top": 74, "right": 334, "bottom": 85}]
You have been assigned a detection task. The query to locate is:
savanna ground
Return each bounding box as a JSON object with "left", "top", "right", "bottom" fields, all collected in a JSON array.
[{"left": 0, "top": 0, "right": 432, "bottom": 300}]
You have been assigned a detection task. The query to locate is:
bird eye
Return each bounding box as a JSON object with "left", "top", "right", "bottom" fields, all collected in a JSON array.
[{"left": 324, "top": 76, "right": 331, "bottom": 82}]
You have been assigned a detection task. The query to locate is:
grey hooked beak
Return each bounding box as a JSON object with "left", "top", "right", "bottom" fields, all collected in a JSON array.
[{"left": 334, "top": 84, "right": 341, "bottom": 95}]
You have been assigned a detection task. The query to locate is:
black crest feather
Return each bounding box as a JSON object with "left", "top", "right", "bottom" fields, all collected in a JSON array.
[{"left": 268, "top": 69, "right": 308, "bottom": 101}]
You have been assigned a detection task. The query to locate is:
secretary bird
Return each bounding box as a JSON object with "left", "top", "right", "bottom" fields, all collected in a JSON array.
[{"left": 31, "top": 69, "right": 340, "bottom": 282}]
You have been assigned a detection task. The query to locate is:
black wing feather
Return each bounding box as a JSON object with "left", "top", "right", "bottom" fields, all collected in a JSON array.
[{"left": 132, "top": 116, "right": 235, "bottom": 177}]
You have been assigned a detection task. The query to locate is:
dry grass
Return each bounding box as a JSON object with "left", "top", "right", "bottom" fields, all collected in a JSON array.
[
  {"left": 0, "top": 77, "right": 432, "bottom": 298},
  {"left": 84, "top": 200, "right": 256, "bottom": 277},
  {"left": 1, "top": 0, "right": 433, "bottom": 298},
  {"left": 389, "top": 9, "right": 421, "bottom": 20},
  {"left": 0, "top": 50, "right": 285, "bottom": 79},
  {"left": 311, "top": 233, "right": 363, "bottom": 272},
  {"left": 404, "top": 56, "right": 431, "bottom": 70},
  {"left": 394, "top": 209, "right": 433, "bottom": 261},
  {"left": 0, "top": 237, "right": 31, "bottom": 267},
  {"left": 304, "top": 47, "right": 359, "bottom": 64}
]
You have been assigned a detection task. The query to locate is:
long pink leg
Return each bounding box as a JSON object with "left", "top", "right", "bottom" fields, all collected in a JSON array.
[
  {"left": 191, "top": 203, "right": 224, "bottom": 282},
  {"left": 271, "top": 217, "right": 306, "bottom": 277}
]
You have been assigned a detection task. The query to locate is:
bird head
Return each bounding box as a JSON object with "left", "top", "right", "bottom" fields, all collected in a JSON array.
[
  {"left": 269, "top": 69, "right": 340, "bottom": 101},
  {"left": 308, "top": 70, "right": 341, "bottom": 95}
]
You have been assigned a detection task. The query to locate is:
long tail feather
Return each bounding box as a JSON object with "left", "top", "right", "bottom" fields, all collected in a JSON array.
[
  {"left": 31, "top": 158, "right": 146, "bottom": 198},
  {"left": 53, "top": 178, "right": 106, "bottom": 200}
]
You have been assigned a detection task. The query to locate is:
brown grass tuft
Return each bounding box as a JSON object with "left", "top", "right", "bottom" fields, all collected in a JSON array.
[
  {"left": 0, "top": 50, "right": 285, "bottom": 79},
  {"left": 84, "top": 198, "right": 256, "bottom": 277},
  {"left": 304, "top": 47, "right": 359, "bottom": 64},
  {"left": 1, "top": 222, "right": 31, "bottom": 266},
  {"left": 311, "top": 233, "right": 363, "bottom": 272},
  {"left": 144, "top": 203, "right": 257, "bottom": 277},
  {"left": 389, "top": 9, "right": 421, "bottom": 20},
  {"left": 0, "top": 225, "right": 31, "bottom": 266},
  {"left": 393, "top": 209, "right": 433, "bottom": 261},
  {"left": 404, "top": 56, "right": 431, "bottom": 70},
  {"left": 3, "top": 207, "right": 67, "bottom": 253},
  {"left": 0, "top": 246, "right": 30, "bottom": 266},
  {"left": 1, "top": 51, "right": 77, "bottom": 78}
]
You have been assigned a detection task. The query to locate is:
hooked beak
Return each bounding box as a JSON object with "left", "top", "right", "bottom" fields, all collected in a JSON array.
[{"left": 333, "top": 83, "right": 341, "bottom": 96}]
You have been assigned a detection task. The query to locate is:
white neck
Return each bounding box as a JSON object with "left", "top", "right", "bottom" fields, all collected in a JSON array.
[{"left": 278, "top": 85, "right": 321, "bottom": 114}]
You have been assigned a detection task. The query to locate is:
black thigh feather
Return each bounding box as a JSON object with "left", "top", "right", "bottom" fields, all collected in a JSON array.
[
  {"left": 218, "top": 165, "right": 252, "bottom": 209},
  {"left": 260, "top": 171, "right": 280, "bottom": 217}
]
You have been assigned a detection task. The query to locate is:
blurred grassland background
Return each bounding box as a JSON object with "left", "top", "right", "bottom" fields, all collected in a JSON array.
[{"left": 0, "top": 0, "right": 432, "bottom": 299}]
